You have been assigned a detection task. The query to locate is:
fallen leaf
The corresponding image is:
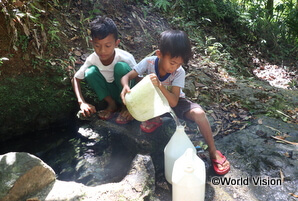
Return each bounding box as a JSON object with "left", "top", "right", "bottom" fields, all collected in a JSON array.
[
  {"left": 232, "top": 120, "right": 241, "bottom": 124},
  {"left": 13, "top": 1, "right": 24, "bottom": 7},
  {"left": 230, "top": 113, "right": 237, "bottom": 118},
  {"left": 239, "top": 123, "right": 248, "bottom": 130},
  {"left": 71, "top": 35, "right": 79, "bottom": 41}
]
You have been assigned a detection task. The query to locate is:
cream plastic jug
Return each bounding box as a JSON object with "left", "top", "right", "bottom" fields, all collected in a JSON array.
[
  {"left": 164, "top": 125, "right": 196, "bottom": 184},
  {"left": 172, "top": 148, "right": 206, "bottom": 201},
  {"left": 125, "top": 75, "right": 171, "bottom": 122}
]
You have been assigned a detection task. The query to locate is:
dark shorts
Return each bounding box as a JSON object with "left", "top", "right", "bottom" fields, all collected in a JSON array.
[{"left": 172, "top": 98, "right": 202, "bottom": 121}]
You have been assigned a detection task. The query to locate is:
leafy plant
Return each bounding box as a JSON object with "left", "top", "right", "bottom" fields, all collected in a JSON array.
[
  {"left": 196, "top": 141, "right": 208, "bottom": 151},
  {"left": 16, "top": 35, "right": 29, "bottom": 51},
  {"left": 48, "top": 20, "right": 61, "bottom": 47},
  {"left": 154, "top": 0, "right": 171, "bottom": 11}
]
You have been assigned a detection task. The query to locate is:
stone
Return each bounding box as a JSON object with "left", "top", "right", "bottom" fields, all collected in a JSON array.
[
  {"left": 0, "top": 152, "right": 56, "bottom": 201},
  {"left": 27, "top": 154, "right": 156, "bottom": 201},
  {"left": 78, "top": 112, "right": 176, "bottom": 155},
  {"left": 184, "top": 76, "right": 197, "bottom": 98}
]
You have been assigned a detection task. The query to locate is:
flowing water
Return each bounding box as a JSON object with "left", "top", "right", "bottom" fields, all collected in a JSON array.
[{"left": 170, "top": 109, "right": 181, "bottom": 127}]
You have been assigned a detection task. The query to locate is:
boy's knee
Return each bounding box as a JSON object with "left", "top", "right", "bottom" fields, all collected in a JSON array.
[
  {"left": 114, "top": 62, "right": 130, "bottom": 76},
  {"left": 85, "top": 65, "right": 98, "bottom": 79},
  {"left": 190, "top": 108, "right": 206, "bottom": 121},
  {"left": 115, "top": 62, "right": 129, "bottom": 69}
]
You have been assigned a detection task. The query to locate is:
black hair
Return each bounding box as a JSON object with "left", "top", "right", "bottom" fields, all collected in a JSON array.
[
  {"left": 90, "top": 16, "right": 118, "bottom": 40},
  {"left": 159, "top": 30, "right": 192, "bottom": 64}
]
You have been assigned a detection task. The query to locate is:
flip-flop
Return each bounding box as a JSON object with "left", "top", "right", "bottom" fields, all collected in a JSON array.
[
  {"left": 115, "top": 113, "right": 134, "bottom": 124},
  {"left": 140, "top": 120, "right": 163, "bottom": 133},
  {"left": 211, "top": 150, "right": 230, "bottom": 175},
  {"left": 98, "top": 110, "right": 115, "bottom": 120}
]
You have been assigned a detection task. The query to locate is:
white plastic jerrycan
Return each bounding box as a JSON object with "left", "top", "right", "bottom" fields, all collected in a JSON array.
[
  {"left": 125, "top": 75, "right": 171, "bottom": 121},
  {"left": 164, "top": 125, "right": 196, "bottom": 184},
  {"left": 172, "top": 148, "right": 206, "bottom": 201}
]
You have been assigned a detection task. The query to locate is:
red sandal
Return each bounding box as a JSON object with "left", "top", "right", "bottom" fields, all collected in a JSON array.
[
  {"left": 211, "top": 150, "right": 230, "bottom": 175},
  {"left": 140, "top": 120, "right": 163, "bottom": 133},
  {"left": 116, "top": 112, "right": 134, "bottom": 124},
  {"left": 98, "top": 110, "right": 115, "bottom": 120}
]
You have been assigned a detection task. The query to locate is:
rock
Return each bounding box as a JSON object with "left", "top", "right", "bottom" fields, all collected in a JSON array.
[
  {"left": 73, "top": 50, "right": 82, "bottom": 57},
  {"left": 0, "top": 152, "right": 56, "bottom": 201},
  {"left": 78, "top": 112, "right": 176, "bottom": 155},
  {"left": 27, "top": 154, "right": 156, "bottom": 201},
  {"left": 184, "top": 76, "right": 197, "bottom": 98},
  {"left": 212, "top": 116, "right": 298, "bottom": 201}
]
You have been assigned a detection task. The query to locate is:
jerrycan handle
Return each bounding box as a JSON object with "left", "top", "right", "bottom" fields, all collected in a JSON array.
[{"left": 184, "top": 148, "right": 195, "bottom": 173}]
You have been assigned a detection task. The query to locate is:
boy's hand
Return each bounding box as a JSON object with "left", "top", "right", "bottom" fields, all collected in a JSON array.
[
  {"left": 121, "top": 85, "right": 131, "bottom": 105},
  {"left": 80, "top": 102, "right": 96, "bottom": 117},
  {"left": 149, "top": 73, "right": 161, "bottom": 88}
]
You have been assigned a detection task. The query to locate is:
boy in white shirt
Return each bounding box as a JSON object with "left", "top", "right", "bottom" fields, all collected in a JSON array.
[
  {"left": 121, "top": 30, "right": 230, "bottom": 175},
  {"left": 72, "top": 16, "right": 136, "bottom": 124}
]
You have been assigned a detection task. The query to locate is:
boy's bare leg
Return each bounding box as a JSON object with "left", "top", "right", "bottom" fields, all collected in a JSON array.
[{"left": 185, "top": 108, "right": 230, "bottom": 171}]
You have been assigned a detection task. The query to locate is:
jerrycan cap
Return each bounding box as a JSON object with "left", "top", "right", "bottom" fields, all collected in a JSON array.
[
  {"left": 183, "top": 148, "right": 195, "bottom": 173},
  {"left": 185, "top": 165, "right": 194, "bottom": 173}
]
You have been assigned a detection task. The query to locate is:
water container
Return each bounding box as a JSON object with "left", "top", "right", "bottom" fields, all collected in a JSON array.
[
  {"left": 125, "top": 75, "right": 171, "bottom": 121},
  {"left": 164, "top": 125, "right": 196, "bottom": 184},
  {"left": 172, "top": 148, "right": 206, "bottom": 201}
]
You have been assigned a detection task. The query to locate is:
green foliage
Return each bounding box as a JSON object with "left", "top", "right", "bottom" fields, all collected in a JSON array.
[
  {"left": 78, "top": 12, "right": 92, "bottom": 47},
  {"left": 154, "top": 0, "right": 171, "bottom": 11},
  {"left": 152, "top": 0, "right": 296, "bottom": 73},
  {"left": 232, "top": 0, "right": 297, "bottom": 55},
  {"left": 0, "top": 72, "right": 75, "bottom": 132},
  {"left": 286, "top": 8, "right": 298, "bottom": 41},
  {"left": 0, "top": 0, "right": 72, "bottom": 57},
  {"left": 16, "top": 35, "right": 29, "bottom": 52},
  {"left": 125, "top": 0, "right": 149, "bottom": 4},
  {"left": 265, "top": 99, "right": 292, "bottom": 122},
  {"left": 1, "top": 0, "right": 44, "bottom": 51},
  {"left": 48, "top": 20, "right": 61, "bottom": 47}
]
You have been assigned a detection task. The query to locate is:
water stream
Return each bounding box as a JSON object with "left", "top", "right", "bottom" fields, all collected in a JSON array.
[{"left": 170, "top": 109, "right": 181, "bottom": 127}]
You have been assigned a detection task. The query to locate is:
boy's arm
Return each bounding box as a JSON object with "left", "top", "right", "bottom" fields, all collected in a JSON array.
[
  {"left": 120, "top": 69, "right": 139, "bottom": 104},
  {"left": 149, "top": 74, "right": 180, "bottom": 107},
  {"left": 160, "top": 85, "right": 180, "bottom": 107},
  {"left": 72, "top": 77, "right": 96, "bottom": 117}
]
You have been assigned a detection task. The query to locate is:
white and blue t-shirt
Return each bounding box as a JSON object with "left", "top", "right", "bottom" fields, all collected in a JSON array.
[{"left": 133, "top": 56, "right": 186, "bottom": 98}]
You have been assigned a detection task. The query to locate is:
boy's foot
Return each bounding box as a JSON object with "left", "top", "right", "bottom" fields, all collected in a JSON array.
[
  {"left": 116, "top": 107, "right": 134, "bottom": 124},
  {"left": 98, "top": 109, "right": 115, "bottom": 120},
  {"left": 140, "top": 117, "right": 162, "bottom": 133},
  {"left": 98, "top": 97, "right": 118, "bottom": 120},
  {"left": 211, "top": 150, "right": 230, "bottom": 175}
]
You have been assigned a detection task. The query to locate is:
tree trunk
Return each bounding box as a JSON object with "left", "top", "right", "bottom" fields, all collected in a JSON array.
[{"left": 266, "top": 0, "right": 274, "bottom": 19}]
